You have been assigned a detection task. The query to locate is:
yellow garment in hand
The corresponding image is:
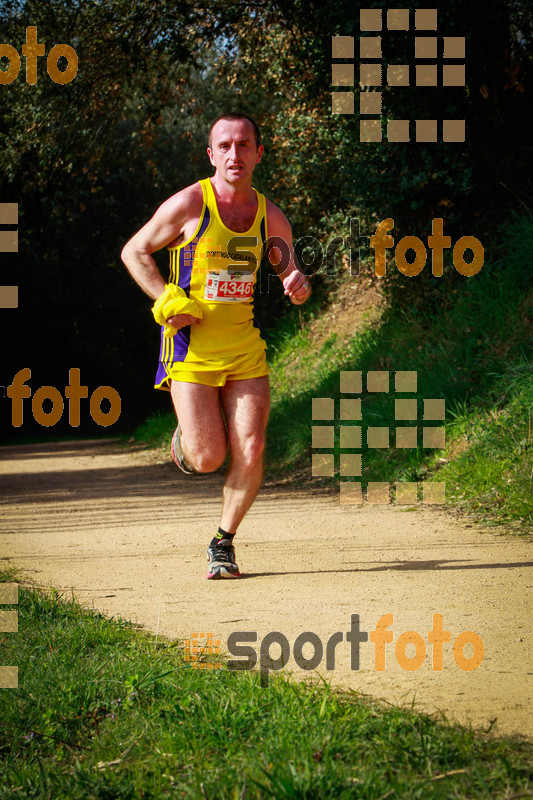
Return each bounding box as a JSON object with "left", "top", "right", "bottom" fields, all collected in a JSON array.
[{"left": 152, "top": 284, "right": 203, "bottom": 339}]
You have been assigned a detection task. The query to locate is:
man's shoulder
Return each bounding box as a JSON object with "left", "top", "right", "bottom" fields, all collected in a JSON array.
[
  {"left": 161, "top": 181, "right": 204, "bottom": 216},
  {"left": 150, "top": 181, "right": 206, "bottom": 250},
  {"left": 265, "top": 197, "right": 291, "bottom": 237}
]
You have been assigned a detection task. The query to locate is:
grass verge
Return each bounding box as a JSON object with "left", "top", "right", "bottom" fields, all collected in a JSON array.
[
  {"left": 1, "top": 570, "right": 532, "bottom": 799},
  {"left": 265, "top": 215, "right": 533, "bottom": 527}
]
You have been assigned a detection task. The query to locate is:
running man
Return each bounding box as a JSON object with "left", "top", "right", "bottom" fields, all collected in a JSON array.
[{"left": 121, "top": 112, "right": 311, "bottom": 579}]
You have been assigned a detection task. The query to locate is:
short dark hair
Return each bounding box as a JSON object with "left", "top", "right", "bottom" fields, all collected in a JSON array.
[{"left": 208, "top": 113, "right": 261, "bottom": 149}]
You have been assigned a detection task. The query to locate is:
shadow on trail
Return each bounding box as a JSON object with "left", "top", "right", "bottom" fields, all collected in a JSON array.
[
  {"left": 0, "top": 463, "right": 220, "bottom": 506},
  {"left": 243, "top": 559, "right": 533, "bottom": 578},
  {"left": 0, "top": 440, "right": 124, "bottom": 460}
]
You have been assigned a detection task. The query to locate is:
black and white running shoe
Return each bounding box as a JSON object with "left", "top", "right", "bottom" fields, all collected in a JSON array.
[{"left": 206, "top": 539, "right": 241, "bottom": 579}]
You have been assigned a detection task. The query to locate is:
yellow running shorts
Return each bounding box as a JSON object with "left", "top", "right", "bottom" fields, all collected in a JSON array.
[{"left": 155, "top": 348, "right": 269, "bottom": 389}]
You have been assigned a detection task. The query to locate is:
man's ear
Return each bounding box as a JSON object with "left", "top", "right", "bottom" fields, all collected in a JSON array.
[
  {"left": 256, "top": 144, "right": 264, "bottom": 164},
  {"left": 207, "top": 146, "right": 215, "bottom": 167}
]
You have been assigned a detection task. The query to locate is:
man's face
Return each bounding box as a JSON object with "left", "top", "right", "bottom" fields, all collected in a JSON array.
[{"left": 207, "top": 118, "right": 264, "bottom": 185}]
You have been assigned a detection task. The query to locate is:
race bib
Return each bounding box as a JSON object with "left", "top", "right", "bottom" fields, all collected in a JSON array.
[{"left": 204, "top": 269, "right": 255, "bottom": 302}]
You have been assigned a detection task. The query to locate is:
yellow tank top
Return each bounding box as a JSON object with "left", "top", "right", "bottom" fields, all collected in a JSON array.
[{"left": 160, "top": 178, "right": 268, "bottom": 365}]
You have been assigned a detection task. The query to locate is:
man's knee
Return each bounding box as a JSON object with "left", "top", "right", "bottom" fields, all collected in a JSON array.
[
  {"left": 190, "top": 443, "right": 227, "bottom": 473},
  {"left": 235, "top": 433, "right": 265, "bottom": 468}
]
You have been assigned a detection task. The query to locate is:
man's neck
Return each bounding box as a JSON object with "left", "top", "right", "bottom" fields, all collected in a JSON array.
[{"left": 211, "top": 174, "right": 255, "bottom": 206}]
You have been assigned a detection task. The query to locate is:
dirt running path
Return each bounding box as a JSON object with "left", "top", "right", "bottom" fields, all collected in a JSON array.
[{"left": 0, "top": 439, "right": 531, "bottom": 738}]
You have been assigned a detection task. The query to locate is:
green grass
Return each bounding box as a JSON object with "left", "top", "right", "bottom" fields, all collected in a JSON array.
[
  {"left": 131, "top": 408, "right": 177, "bottom": 449},
  {"left": 441, "top": 360, "right": 532, "bottom": 523},
  {"left": 265, "top": 214, "right": 533, "bottom": 527},
  {"left": 1, "top": 570, "right": 532, "bottom": 799}
]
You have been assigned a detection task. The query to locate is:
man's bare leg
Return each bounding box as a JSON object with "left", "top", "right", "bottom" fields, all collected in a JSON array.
[
  {"left": 170, "top": 376, "right": 270, "bottom": 528},
  {"left": 219, "top": 375, "right": 270, "bottom": 533},
  {"left": 170, "top": 381, "right": 227, "bottom": 473},
  {"left": 170, "top": 375, "right": 269, "bottom": 578}
]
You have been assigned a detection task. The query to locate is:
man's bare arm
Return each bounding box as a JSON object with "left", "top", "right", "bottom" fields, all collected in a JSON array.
[
  {"left": 121, "top": 184, "right": 203, "bottom": 300},
  {"left": 265, "top": 201, "right": 311, "bottom": 305}
]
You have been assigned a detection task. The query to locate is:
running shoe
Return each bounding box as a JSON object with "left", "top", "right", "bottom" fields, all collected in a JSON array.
[
  {"left": 171, "top": 423, "right": 195, "bottom": 474},
  {"left": 206, "top": 539, "right": 241, "bottom": 579}
]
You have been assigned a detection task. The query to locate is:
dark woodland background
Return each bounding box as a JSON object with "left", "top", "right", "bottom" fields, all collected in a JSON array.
[{"left": 0, "top": 0, "right": 531, "bottom": 438}]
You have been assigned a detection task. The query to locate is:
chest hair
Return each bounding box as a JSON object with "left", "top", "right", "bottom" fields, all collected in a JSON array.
[{"left": 217, "top": 203, "right": 257, "bottom": 233}]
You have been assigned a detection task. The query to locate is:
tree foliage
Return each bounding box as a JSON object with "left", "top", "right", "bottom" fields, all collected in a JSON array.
[{"left": 0, "top": 0, "right": 530, "bottom": 436}]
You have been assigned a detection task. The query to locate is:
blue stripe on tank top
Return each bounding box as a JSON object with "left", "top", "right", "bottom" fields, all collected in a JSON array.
[
  {"left": 168, "top": 205, "right": 212, "bottom": 362},
  {"left": 260, "top": 216, "right": 266, "bottom": 257},
  {"left": 251, "top": 281, "right": 265, "bottom": 341},
  {"left": 177, "top": 206, "right": 211, "bottom": 297},
  {"left": 252, "top": 213, "right": 267, "bottom": 342}
]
